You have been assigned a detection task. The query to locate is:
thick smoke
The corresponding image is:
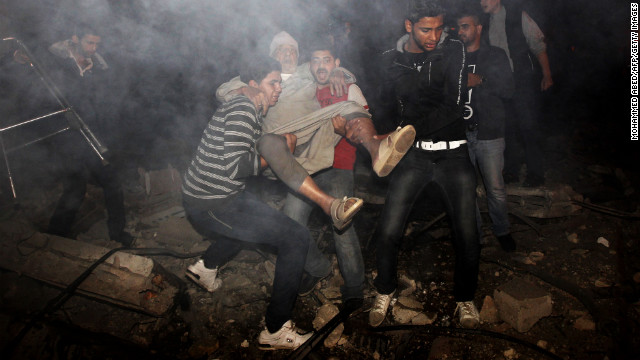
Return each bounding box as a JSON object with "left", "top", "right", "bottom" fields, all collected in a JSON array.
[{"left": 0, "top": 0, "right": 632, "bottom": 199}]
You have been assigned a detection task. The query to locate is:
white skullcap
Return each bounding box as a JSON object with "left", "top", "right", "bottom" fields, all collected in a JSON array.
[{"left": 269, "top": 31, "right": 298, "bottom": 57}]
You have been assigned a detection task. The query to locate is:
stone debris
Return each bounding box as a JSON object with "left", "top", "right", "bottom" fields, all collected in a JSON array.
[
  {"left": 528, "top": 251, "right": 545, "bottom": 262},
  {"left": 411, "top": 312, "right": 437, "bottom": 325},
  {"left": 567, "top": 233, "right": 579, "bottom": 244},
  {"left": 398, "top": 274, "right": 417, "bottom": 296},
  {"left": 503, "top": 348, "right": 517, "bottom": 359},
  {"left": 397, "top": 296, "right": 423, "bottom": 310},
  {"left": 480, "top": 295, "right": 500, "bottom": 324},
  {"left": 594, "top": 278, "right": 612, "bottom": 288},
  {"left": 312, "top": 303, "right": 343, "bottom": 348},
  {"left": 392, "top": 307, "right": 423, "bottom": 324},
  {"left": 633, "top": 272, "right": 640, "bottom": 283},
  {"left": 240, "top": 340, "right": 249, "bottom": 348},
  {"left": 597, "top": 237, "right": 610, "bottom": 248},
  {"left": 493, "top": 278, "right": 552, "bottom": 332},
  {"left": 574, "top": 314, "right": 596, "bottom": 331},
  {"left": 537, "top": 340, "right": 548, "bottom": 349}
]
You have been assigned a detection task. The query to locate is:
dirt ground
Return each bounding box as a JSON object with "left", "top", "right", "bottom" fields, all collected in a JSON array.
[{"left": 1, "top": 101, "right": 640, "bottom": 360}]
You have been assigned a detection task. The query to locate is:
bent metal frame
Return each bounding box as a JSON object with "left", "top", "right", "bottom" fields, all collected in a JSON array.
[{"left": 0, "top": 37, "right": 108, "bottom": 199}]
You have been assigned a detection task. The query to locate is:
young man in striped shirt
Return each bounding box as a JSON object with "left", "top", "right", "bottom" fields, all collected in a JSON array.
[{"left": 182, "top": 57, "right": 362, "bottom": 350}]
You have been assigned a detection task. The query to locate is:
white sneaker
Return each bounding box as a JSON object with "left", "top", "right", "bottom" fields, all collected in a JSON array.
[
  {"left": 373, "top": 125, "right": 416, "bottom": 177},
  {"left": 258, "top": 320, "right": 312, "bottom": 350},
  {"left": 455, "top": 301, "right": 480, "bottom": 328},
  {"left": 369, "top": 290, "right": 395, "bottom": 327},
  {"left": 186, "top": 259, "right": 221, "bottom": 292}
]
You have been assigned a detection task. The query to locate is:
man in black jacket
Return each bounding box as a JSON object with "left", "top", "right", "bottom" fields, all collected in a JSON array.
[
  {"left": 368, "top": 0, "right": 480, "bottom": 329},
  {"left": 457, "top": 7, "right": 516, "bottom": 252},
  {"left": 46, "top": 24, "right": 133, "bottom": 247}
]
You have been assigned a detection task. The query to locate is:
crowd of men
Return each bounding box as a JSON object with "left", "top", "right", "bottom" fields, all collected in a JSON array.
[{"left": 1, "top": 0, "right": 553, "bottom": 351}]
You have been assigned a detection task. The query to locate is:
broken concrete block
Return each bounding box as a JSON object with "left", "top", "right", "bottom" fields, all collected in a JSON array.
[
  {"left": 392, "top": 306, "right": 422, "bottom": 324},
  {"left": 398, "top": 274, "right": 417, "bottom": 296},
  {"left": 597, "top": 237, "right": 610, "bottom": 248},
  {"left": 493, "top": 278, "right": 552, "bottom": 332},
  {"left": 397, "top": 296, "right": 423, "bottom": 310},
  {"left": 312, "top": 303, "right": 343, "bottom": 347},
  {"left": 411, "top": 312, "right": 437, "bottom": 325},
  {"left": 480, "top": 295, "right": 500, "bottom": 324},
  {"left": 574, "top": 314, "right": 596, "bottom": 331},
  {"left": 567, "top": 233, "right": 579, "bottom": 244}
]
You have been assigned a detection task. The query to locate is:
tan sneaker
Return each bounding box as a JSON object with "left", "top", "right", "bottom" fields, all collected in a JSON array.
[
  {"left": 373, "top": 125, "right": 416, "bottom": 177},
  {"left": 369, "top": 290, "right": 395, "bottom": 327},
  {"left": 258, "top": 320, "right": 312, "bottom": 350},
  {"left": 186, "top": 259, "right": 222, "bottom": 292},
  {"left": 455, "top": 301, "right": 480, "bottom": 328}
]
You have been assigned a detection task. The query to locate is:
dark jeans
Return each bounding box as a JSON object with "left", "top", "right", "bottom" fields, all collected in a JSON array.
[
  {"left": 282, "top": 168, "right": 365, "bottom": 301},
  {"left": 504, "top": 74, "right": 544, "bottom": 178},
  {"left": 184, "top": 191, "right": 310, "bottom": 333},
  {"left": 48, "top": 147, "right": 126, "bottom": 240},
  {"left": 373, "top": 147, "right": 480, "bottom": 301}
]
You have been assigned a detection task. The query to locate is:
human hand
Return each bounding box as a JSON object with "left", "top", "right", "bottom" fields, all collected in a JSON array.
[
  {"left": 541, "top": 75, "right": 553, "bottom": 91},
  {"left": 331, "top": 115, "right": 347, "bottom": 136},
  {"left": 329, "top": 69, "right": 347, "bottom": 97},
  {"left": 282, "top": 133, "right": 297, "bottom": 153},
  {"left": 240, "top": 86, "right": 269, "bottom": 115}
]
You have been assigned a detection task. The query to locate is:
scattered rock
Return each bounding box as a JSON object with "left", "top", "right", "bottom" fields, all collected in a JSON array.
[
  {"left": 480, "top": 295, "right": 500, "bottom": 324},
  {"left": 597, "top": 237, "right": 610, "bottom": 248},
  {"left": 587, "top": 164, "right": 612, "bottom": 175},
  {"left": 399, "top": 274, "right": 417, "bottom": 296},
  {"left": 529, "top": 251, "right": 545, "bottom": 262},
  {"left": 504, "top": 348, "right": 517, "bottom": 359},
  {"left": 574, "top": 315, "right": 596, "bottom": 331},
  {"left": 240, "top": 340, "right": 249, "bottom": 348},
  {"left": 397, "top": 296, "right": 423, "bottom": 310},
  {"left": 567, "top": 233, "right": 579, "bottom": 244},
  {"left": 411, "top": 312, "right": 437, "bottom": 325},
  {"left": 392, "top": 306, "right": 422, "bottom": 324},
  {"left": 312, "top": 303, "right": 343, "bottom": 347},
  {"left": 633, "top": 272, "right": 640, "bottom": 283},
  {"left": 537, "top": 340, "right": 548, "bottom": 349},
  {"left": 263, "top": 260, "right": 275, "bottom": 281},
  {"left": 595, "top": 278, "right": 612, "bottom": 288},
  {"left": 493, "top": 278, "right": 553, "bottom": 333}
]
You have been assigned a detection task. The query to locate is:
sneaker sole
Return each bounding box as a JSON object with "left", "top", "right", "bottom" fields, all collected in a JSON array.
[
  {"left": 185, "top": 270, "right": 221, "bottom": 293},
  {"left": 373, "top": 125, "right": 416, "bottom": 177}
]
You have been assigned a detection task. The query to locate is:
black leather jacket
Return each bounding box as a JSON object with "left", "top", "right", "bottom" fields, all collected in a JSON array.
[{"left": 372, "top": 34, "right": 468, "bottom": 142}]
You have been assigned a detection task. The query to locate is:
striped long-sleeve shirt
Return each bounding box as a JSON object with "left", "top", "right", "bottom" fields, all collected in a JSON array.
[{"left": 182, "top": 96, "right": 262, "bottom": 206}]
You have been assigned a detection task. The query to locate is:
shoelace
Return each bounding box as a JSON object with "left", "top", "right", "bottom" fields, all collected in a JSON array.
[
  {"left": 374, "top": 293, "right": 391, "bottom": 310},
  {"left": 456, "top": 302, "right": 478, "bottom": 318}
]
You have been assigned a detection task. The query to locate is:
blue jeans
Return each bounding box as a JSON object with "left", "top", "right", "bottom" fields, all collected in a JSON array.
[
  {"left": 183, "top": 191, "right": 310, "bottom": 333},
  {"left": 282, "top": 168, "right": 365, "bottom": 301},
  {"left": 373, "top": 147, "right": 479, "bottom": 302},
  {"left": 466, "top": 131, "right": 510, "bottom": 236}
]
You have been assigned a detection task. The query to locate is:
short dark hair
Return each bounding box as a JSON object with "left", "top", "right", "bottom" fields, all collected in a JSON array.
[
  {"left": 74, "top": 24, "right": 100, "bottom": 39},
  {"left": 406, "top": 0, "right": 446, "bottom": 24},
  {"left": 455, "top": 3, "right": 483, "bottom": 25},
  {"left": 306, "top": 35, "right": 337, "bottom": 59},
  {"left": 239, "top": 57, "right": 282, "bottom": 84}
]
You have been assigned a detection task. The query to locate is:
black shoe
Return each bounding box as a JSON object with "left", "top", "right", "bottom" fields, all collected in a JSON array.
[
  {"left": 503, "top": 172, "right": 519, "bottom": 184},
  {"left": 342, "top": 297, "right": 364, "bottom": 314},
  {"left": 522, "top": 173, "right": 544, "bottom": 187},
  {"left": 113, "top": 231, "right": 135, "bottom": 248},
  {"left": 298, "top": 272, "right": 326, "bottom": 296},
  {"left": 497, "top": 234, "right": 516, "bottom": 252}
]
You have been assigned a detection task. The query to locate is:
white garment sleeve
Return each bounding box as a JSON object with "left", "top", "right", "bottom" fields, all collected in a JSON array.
[
  {"left": 346, "top": 84, "right": 368, "bottom": 108},
  {"left": 522, "top": 11, "right": 547, "bottom": 55}
]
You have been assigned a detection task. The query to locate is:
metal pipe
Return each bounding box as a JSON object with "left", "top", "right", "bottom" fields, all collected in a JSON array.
[{"left": 0, "top": 108, "right": 70, "bottom": 132}]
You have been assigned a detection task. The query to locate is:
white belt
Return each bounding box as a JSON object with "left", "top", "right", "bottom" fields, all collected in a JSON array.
[{"left": 414, "top": 140, "right": 467, "bottom": 151}]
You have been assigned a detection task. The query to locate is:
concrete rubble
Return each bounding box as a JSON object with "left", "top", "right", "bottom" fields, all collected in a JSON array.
[{"left": 493, "top": 278, "right": 553, "bottom": 333}]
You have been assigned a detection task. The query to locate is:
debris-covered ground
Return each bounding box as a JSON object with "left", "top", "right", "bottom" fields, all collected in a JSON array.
[{"left": 1, "top": 100, "right": 639, "bottom": 360}]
